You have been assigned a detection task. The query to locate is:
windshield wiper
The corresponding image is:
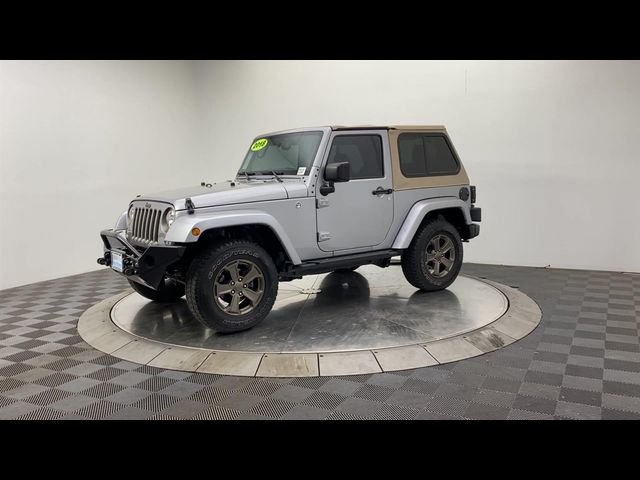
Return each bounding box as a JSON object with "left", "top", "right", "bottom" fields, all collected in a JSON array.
[
  {"left": 237, "top": 170, "right": 255, "bottom": 181},
  {"left": 247, "top": 170, "right": 288, "bottom": 181},
  {"left": 269, "top": 171, "right": 283, "bottom": 182}
]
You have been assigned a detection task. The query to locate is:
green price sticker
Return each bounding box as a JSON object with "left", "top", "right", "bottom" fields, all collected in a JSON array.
[{"left": 251, "top": 138, "right": 268, "bottom": 151}]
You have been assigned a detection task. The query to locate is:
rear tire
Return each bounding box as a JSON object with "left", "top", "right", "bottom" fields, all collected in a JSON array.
[
  {"left": 128, "top": 278, "right": 185, "bottom": 303},
  {"left": 401, "top": 218, "right": 463, "bottom": 291},
  {"left": 185, "top": 240, "right": 278, "bottom": 333}
]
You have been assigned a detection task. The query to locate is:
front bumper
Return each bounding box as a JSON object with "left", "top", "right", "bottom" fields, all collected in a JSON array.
[{"left": 98, "top": 229, "right": 186, "bottom": 289}]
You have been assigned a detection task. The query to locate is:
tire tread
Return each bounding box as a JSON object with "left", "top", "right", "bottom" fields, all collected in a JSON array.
[
  {"left": 401, "top": 218, "right": 463, "bottom": 291},
  {"left": 185, "top": 240, "right": 278, "bottom": 332}
]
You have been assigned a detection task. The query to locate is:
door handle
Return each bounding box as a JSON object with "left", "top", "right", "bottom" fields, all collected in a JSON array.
[{"left": 372, "top": 187, "right": 394, "bottom": 196}]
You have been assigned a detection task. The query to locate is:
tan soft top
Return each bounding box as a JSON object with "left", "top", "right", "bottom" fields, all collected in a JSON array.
[
  {"left": 331, "top": 125, "right": 447, "bottom": 132},
  {"left": 328, "top": 125, "right": 467, "bottom": 190}
]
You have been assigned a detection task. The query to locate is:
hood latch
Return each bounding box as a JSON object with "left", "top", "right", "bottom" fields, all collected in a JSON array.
[{"left": 185, "top": 198, "right": 196, "bottom": 215}]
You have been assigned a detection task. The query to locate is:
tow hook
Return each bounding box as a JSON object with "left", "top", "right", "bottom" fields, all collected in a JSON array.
[
  {"left": 97, "top": 252, "right": 111, "bottom": 266},
  {"left": 123, "top": 257, "right": 137, "bottom": 276}
]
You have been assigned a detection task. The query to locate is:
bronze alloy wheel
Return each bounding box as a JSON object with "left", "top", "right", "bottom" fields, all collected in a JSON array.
[
  {"left": 401, "top": 218, "right": 463, "bottom": 292},
  {"left": 213, "top": 259, "right": 265, "bottom": 315},
  {"left": 186, "top": 240, "right": 279, "bottom": 332},
  {"left": 424, "top": 234, "right": 456, "bottom": 278}
]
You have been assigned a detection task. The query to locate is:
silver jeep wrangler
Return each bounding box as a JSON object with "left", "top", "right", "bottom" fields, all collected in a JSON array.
[{"left": 99, "top": 125, "right": 481, "bottom": 332}]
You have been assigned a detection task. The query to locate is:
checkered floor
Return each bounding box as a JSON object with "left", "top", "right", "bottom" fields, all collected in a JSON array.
[{"left": 1, "top": 264, "right": 639, "bottom": 420}]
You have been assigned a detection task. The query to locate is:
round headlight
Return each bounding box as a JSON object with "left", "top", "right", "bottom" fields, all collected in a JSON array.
[
  {"left": 162, "top": 207, "right": 176, "bottom": 231},
  {"left": 128, "top": 204, "right": 135, "bottom": 220}
]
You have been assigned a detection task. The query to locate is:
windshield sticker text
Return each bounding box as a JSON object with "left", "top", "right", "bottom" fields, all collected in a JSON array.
[{"left": 250, "top": 138, "right": 268, "bottom": 151}]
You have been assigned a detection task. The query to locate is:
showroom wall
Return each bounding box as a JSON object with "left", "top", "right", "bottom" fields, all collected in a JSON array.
[
  {"left": 1, "top": 60, "right": 639, "bottom": 290},
  {"left": 193, "top": 60, "right": 640, "bottom": 274},
  {"left": 0, "top": 61, "right": 205, "bottom": 290}
]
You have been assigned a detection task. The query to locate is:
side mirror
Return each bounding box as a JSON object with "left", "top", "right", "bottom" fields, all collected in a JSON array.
[{"left": 324, "top": 162, "right": 350, "bottom": 182}]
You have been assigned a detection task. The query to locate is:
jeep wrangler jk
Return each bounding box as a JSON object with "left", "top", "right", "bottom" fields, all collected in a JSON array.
[{"left": 98, "top": 126, "right": 481, "bottom": 332}]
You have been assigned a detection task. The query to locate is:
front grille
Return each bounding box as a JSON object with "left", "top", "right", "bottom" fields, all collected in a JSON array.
[{"left": 129, "top": 206, "right": 163, "bottom": 244}]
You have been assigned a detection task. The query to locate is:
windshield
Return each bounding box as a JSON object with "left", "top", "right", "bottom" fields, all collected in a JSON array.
[{"left": 238, "top": 131, "right": 323, "bottom": 176}]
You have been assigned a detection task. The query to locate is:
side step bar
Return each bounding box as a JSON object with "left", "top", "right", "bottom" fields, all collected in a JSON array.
[{"left": 282, "top": 249, "right": 400, "bottom": 278}]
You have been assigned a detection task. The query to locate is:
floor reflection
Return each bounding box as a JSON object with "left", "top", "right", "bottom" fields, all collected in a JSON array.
[
  {"left": 113, "top": 265, "right": 508, "bottom": 352},
  {"left": 312, "top": 271, "right": 371, "bottom": 306}
]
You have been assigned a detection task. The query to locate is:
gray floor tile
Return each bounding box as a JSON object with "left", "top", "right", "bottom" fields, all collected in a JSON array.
[
  {"left": 319, "top": 374, "right": 362, "bottom": 396},
  {"left": 159, "top": 381, "right": 204, "bottom": 398},
  {"left": 559, "top": 387, "right": 602, "bottom": 407},
  {"left": 57, "top": 377, "right": 102, "bottom": 393},
  {"left": 104, "top": 406, "right": 153, "bottom": 420},
  {"left": 159, "top": 399, "right": 209, "bottom": 419},
  {"left": 465, "top": 403, "right": 510, "bottom": 420},
  {"left": 513, "top": 394, "right": 558, "bottom": 415},
  {"left": 384, "top": 390, "right": 432, "bottom": 410},
  {"left": 561, "top": 375, "right": 603, "bottom": 392},
  {"left": 109, "top": 371, "right": 152, "bottom": 387},
  {"left": 3, "top": 382, "right": 49, "bottom": 400},
  {"left": 602, "top": 393, "right": 640, "bottom": 414},
  {"left": 270, "top": 385, "right": 315, "bottom": 403},
  {"left": 555, "top": 401, "right": 601, "bottom": 420},
  {"left": 0, "top": 401, "right": 39, "bottom": 420},
  {"left": 48, "top": 394, "right": 98, "bottom": 412},
  {"left": 335, "top": 397, "right": 383, "bottom": 417},
  {"left": 106, "top": 387, "right": 152, "bottom": 405},
  {"left": 1, "top": 264, "right": 640, "bottom": 420},
  {"left": 216, "top": 392, "right": 263, "bottom": 411},
  {"left": 281, "top": 404, "right": 332, "bottom": 420}
]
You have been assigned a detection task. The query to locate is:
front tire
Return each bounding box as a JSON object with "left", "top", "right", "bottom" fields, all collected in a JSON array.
[
  {"left": 185, "top": 240, "right": 278, "bottom": 333},
  {"left": 401, "top": 218, "right": 463, "bottom": 291},
  {"left": 128, "top": 278, "right": 185, "bottom": 303}
]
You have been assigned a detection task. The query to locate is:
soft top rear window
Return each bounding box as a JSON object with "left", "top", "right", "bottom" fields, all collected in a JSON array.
[{"left": 398, "top": 133, "right": 460, "bottom": 177}]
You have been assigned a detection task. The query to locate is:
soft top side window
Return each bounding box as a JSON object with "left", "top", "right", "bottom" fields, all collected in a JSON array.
[
  {"left": 327, "top": 134, "right": 383, "bottom": 179},
  {"left": 398, "top": 133, "right": 460, "bottom": 177}
]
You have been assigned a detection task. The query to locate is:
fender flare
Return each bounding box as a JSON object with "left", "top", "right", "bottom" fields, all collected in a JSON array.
[
  {"left": 164, "top": 209, "right": 302, "bottom": 264},
  {"left": 392, "top": 198, "right": 471, "bottom": 249},
  {"left": 115, "top": 210, "right": 128, "bottom": 230}
]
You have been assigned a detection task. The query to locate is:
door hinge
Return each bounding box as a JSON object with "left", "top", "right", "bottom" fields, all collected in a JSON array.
[
  {"left": 316, "top": 197, "right": 330, "bottom": 209},
  {"left": 317, "top": 231, "right": 331, "bottom": 242}
]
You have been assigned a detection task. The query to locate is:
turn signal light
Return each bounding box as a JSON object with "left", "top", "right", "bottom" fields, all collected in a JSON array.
[{"left": 191, "top": 227, "right": 201, "bottom": 237}]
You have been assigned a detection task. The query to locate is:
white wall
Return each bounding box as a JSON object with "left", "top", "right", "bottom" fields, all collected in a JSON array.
[
  {"left": 2, "top": 60, "right": 639, "bottom": 290},
  {"left": 193, "top": 60, "right": 640, "bottom": 273},
  {"left": 0, "top": 61, "right": 205, "bottom": 290}
]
